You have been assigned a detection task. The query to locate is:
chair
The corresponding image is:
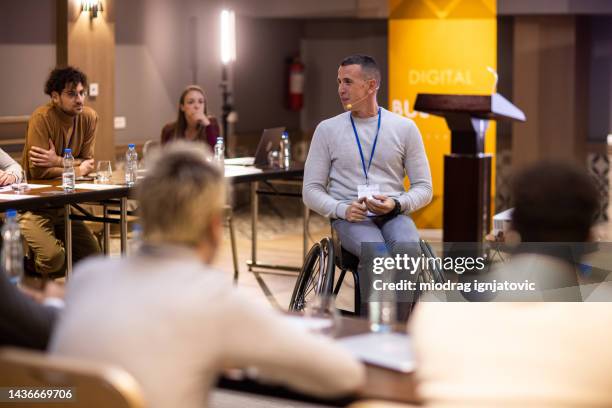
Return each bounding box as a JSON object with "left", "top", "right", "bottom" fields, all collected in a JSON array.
[
  {"left": 331, "top": 226, "right": 361, "bottom": 314},
  {"left": 348, "top": 401, "right": 416, "bottom": 408},
  {"left": 0, "top": 347, "right": 145, "bottom": 408},
  {"left": 289, "top": 227, "right": 446, "bottom": 316}
]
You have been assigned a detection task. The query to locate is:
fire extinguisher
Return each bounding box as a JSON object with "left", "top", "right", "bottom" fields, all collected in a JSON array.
[{"left": 288, "top": 57, "right": 304, "bottom": 111}]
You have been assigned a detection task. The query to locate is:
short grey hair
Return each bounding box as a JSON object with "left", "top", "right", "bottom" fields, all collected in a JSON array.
[{"left": 136, "top": 141, "right": 226, "bottom": 247}]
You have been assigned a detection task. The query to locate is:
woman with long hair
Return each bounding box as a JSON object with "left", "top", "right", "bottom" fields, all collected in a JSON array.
[{"left": 160, "top": 85, "right": 220, "bottom": 148}]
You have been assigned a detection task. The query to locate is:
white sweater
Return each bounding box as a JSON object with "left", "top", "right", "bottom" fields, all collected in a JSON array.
[
  {"left": 303, "top": 108, "right": 432, "bottom": 219},
  {"left": 49, "top": 244, "right": 365, "bottom": 408}
]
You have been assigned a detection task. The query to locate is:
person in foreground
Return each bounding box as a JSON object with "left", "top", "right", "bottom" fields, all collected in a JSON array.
[
  {"left": 160, "top": 85, "right": 221, "bottom": 149},
  {"left": 0, "top": 272, "right": 63, "bottom": 350},
  {"left": 49, "top": 141, "right": 365, "bottom": 408},
  {"left": 410, "top": 162, "right": 611, "bottom": 407}
]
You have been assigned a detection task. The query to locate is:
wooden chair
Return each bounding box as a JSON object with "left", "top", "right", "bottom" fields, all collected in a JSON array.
[
  {"left": 348, "top": 401, "right": 417, "bottom": 408},
  {"left": 0, "top": 347, "right": 146, "bottom": 408}
]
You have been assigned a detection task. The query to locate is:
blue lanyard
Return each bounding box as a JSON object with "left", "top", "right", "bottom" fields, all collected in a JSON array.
[{"left": 350, "top": 107, "right": 382, "bottom": 185}]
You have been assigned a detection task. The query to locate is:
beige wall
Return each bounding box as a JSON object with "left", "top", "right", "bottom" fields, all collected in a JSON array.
[{"left": 511, "top": 16, "right": 589, "bottom": 170}]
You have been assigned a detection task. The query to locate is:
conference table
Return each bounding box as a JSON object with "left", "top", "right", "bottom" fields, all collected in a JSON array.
[
  {"left": 225, "top": 162, "right": 307, "bottom": 273},
  {"left": 0, "top": 162, "right": 306, "bottom": 277},
  {"left": 0, "top": 179, "right": 131, "bottom": 276},
  {"left": 218, "top": 316, "right": 419, "bottom": 406}
]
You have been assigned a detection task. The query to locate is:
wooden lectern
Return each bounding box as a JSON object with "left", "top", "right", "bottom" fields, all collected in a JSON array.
[{"left": 414, "top": 93, "right": 525, "bottom": 242}]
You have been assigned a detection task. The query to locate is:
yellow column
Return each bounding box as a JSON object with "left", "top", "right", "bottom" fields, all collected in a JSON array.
[{"left": 388, "top": 0, "right": 497, "bottom": 228}]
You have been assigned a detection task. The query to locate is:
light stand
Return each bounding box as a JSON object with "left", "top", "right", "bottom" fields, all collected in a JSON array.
[{"left": 220, "top": 63, "right": 232, "bottom": 153}]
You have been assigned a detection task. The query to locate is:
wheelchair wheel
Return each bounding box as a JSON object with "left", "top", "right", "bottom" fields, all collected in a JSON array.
[
  {"left": 289, "top": 238, "right": 335, "bottom": 312},
  {"left": 419, "top": 239, "right": 446, "bottom": 284}
]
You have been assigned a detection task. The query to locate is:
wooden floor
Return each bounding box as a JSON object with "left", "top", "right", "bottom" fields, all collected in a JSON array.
[{"left": 210, "top": 209, "right": 443, "bottom": 312}]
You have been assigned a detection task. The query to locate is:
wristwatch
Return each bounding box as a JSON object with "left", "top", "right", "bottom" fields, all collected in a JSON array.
[{"left": 391, "top": 198, "right": 402, "bottom": 217}]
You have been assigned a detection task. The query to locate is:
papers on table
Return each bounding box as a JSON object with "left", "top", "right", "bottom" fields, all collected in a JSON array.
[
  {"left": 224, "top": 166, "right": 262, "bottom": 178},
  {"left": 73, "top": 183, "right": 125, "bottom": 190},
  {"left": 338, "top": 332, "right": 416, "bottom": 373},
  {"left": 282, "top": 315, "right": 334, "bottom": 333},
  {"left": 0, "top": 184, "right": 52, "bottom": 193},
  {"left": 224, "top": 157, "right": 255, "bottom": 166},
  {"left": 0, "top": 193, "right": 41, "bottom": 200}
]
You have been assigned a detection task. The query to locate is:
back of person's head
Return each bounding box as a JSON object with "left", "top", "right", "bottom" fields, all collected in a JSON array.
[
  {"left": 136, "top": 141, "right": 225, "bottom": 248},
  {"left": 511, "top": 162, "right": 599, "bottom": 242},
  {"left": 339, "top": 54, "right": 381, "bottom": 89},
  {"left": 44, "top": 66, "right": 88, "bottom": 96}
]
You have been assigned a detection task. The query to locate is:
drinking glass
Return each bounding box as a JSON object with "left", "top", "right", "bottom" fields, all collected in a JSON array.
[
  {"left": 10, "top": 169, "right": 29, "bottom": 194},
  {"left": 303, "top": 294, "right": 341, "bottom": 337},
  {"left": 96, "top": 160, "right": 112, "bottom": 183}
]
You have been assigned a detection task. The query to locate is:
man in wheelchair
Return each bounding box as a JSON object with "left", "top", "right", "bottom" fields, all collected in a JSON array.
[{"left": 303, "top": 55, "right": 433, "bottom": 319}]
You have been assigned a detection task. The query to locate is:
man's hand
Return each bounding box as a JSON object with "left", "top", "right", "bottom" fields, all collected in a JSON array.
[
  {"left": 78, "top": 159, "right": 95, "bottom": 176},
  {"left": 29, "top": 139, "right": 61, "bottom": 168},
  {"left": 346, "top": 198, "right": 368, "bottom": 222},
  {"left": 0, "top": 171, "right": 17, "bottom": 186},
  {"left": 365, "top": 194, "right": 395, "bottom": 216}
]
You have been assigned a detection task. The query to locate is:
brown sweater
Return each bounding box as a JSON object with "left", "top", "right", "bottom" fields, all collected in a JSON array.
[{"left": 23, "top": 102, "right": 97, "bottom": 179}]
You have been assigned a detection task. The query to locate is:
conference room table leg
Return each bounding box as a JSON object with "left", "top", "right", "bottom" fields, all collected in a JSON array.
[
  {"left": 103, "top": 204, "right": 110, "bottom": 255},
  {"left": 246, "top": 180, "right": 303, "bottom": 273},
  {"left": 251, "top": 181, "right": 258, "bottom": 269},
  {"left": 120, "top": 197, "right": 128, "bottom": 254},
  {"left": 64, "top": 204, "right": 72, "bottom": 278}
]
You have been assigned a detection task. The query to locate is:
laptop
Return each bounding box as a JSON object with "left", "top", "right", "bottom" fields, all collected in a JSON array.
[
  {"left": 225, "top": 127, "right": 285, "bottom": 167},
  {"left": 254, "top": 127, "right": 285, "bottom": 167}
]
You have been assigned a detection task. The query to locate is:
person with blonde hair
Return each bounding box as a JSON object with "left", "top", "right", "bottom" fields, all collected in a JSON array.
[
  {"left": 50, "top": 141, "right": 365, "bottom": 408},
  {"left": 160, "top": 85, "right": 221, "bottom": 149}
]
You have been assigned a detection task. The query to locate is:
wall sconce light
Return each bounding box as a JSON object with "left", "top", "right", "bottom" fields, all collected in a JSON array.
[{"left": 81, "top": 0, "right": 103, "bottom": 18}]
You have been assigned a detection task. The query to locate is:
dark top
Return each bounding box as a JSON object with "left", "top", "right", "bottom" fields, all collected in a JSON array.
[
  {"left": 0, "top": 273, "right": 58, "bottom": 350},
  {"left": 160, "top": 117, "right": 221, "bottom": 149}
]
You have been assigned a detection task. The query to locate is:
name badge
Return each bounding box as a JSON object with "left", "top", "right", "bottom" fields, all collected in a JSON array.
[{"left": 357, "top": 184, "right": 381, "bottom": 217}]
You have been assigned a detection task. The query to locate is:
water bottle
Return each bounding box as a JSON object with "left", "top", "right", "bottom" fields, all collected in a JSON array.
[
  {"left": 1, "top": 210, "right": 24, "bottom": 285},
  {"left": 62, "top": 148, "right": 75, "bottom": 192},
  {"left": 213, "top": 137, "right": 225, "bottom": 166},
  {"left": 280, "top": 131, "right": 291, "bottom": 169},
  {"left": 125, "top": 144, "right": 138, "bottom": 187}
]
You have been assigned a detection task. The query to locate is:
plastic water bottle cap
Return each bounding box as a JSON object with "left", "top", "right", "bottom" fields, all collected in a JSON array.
[
  {"left": 282, "top": 131, "right": 288, "bottom": 138},
  {"left": 64, "top": 148, "right": 72, "bottom": 153},
  {"left": 128, "top": 144, "right": 135, "bottom": 149},
  {"left": 216, "top": 137, "right": 223, "bottom": 142},
  {"left": 6, "top": 209, "right": 17, "bottom": 218}
]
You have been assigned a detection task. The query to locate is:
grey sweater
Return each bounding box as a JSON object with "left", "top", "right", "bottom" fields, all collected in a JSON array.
[
  {"left": 0, "top": 148, "right": 22, "bottom": 181},
  {"left": 303, "top": 108, "right": 432, "bottom": 219}
]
